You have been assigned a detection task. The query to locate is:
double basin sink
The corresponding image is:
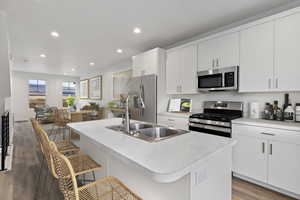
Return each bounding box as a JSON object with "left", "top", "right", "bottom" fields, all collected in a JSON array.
[{"left": 106, "top": 122, "right": 189, "bottom": 142}]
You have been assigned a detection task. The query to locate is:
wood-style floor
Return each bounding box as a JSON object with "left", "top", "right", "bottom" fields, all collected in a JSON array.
[{"left": 0, "top": 122, "right": 296, "bottom": 200}]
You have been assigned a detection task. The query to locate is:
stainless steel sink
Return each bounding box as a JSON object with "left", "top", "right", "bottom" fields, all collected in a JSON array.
[
  {"left": 106, "top": 123, "right": 155, "bottom": 132},
  {"left": 106, "top": 123, "right": 189, "bottom": 142}
]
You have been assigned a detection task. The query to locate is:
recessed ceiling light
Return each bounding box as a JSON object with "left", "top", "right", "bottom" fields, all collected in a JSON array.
[
  {"left": 40, "top": 54, "right": 46, "bottom": 58},
  {"left": 51, "top": 31, "right": 59, "bottom": 38},
  {"left": 133, "top": 27, "right": 142, "bottom": 34},
  {"left": 71, "top": 68, "right": 75, "bottom": 71},
  {"left": 89, "top": 62, "right": 95, "bottom": 66},
  {"left": 116, "top": 49, "right": 123, "bottom": 53}
]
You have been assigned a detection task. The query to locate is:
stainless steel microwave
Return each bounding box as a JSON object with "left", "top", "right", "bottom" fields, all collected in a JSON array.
[{"left": 197, "top": 66, "right": 239, "bottom": 91}]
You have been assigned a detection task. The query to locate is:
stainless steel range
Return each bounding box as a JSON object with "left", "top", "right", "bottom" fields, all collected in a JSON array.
[{"left": 189, "top": 101, "right": 243, "bottom": 138}]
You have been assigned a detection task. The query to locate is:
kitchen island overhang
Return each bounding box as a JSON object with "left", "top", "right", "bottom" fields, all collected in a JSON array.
[{"left": 68, "top": 118, "right": 236, "bottom": 200}]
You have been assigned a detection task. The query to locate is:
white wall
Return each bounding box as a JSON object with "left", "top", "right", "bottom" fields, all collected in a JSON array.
[
  {"left": 0, "top": 12, "right": 11, "bottom": 117},
  {"left": 12, "top": 71, "right": 80, "bottom": 121}
]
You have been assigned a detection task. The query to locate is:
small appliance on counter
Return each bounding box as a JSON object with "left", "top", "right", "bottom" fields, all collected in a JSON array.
[
  {"left": 248, "top": 102, "right": 260, "bottom": 119},
  {"left": 295, "top": 103, "right": 300, "bottom": 122}
]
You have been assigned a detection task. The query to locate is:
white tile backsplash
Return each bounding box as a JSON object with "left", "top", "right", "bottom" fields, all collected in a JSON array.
[{"left": 170, "top": 92, "right": 300, "bottom": 117}]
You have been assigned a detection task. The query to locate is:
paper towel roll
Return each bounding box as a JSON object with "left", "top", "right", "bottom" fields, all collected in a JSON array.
[{"left": 249, "top": 102, "right": 260, "bottom": 119}]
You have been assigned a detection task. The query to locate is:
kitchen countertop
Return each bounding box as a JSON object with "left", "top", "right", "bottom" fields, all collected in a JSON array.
[
  {"left": 233, "top": 117, "right": 300, "bottom": 132},
  {"left": 68, "top": 118, "right": 235, "bottom": 183},
  {"left": 157, "top": 111, "right": 200, "bottom": 118}
]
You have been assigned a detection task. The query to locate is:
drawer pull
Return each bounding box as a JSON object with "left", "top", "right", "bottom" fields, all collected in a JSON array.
[
  {"left": 270, "top": 143, "right": 273, "bottom": 155},
  {"left": 168, "top": 119, "right": 175, "bottom": 121},
  {"left": 262, "top": 142, "right": 265, "bottom": 154},
  {"left": 260, "top": 132, "right": 275, "bottom": 136}
]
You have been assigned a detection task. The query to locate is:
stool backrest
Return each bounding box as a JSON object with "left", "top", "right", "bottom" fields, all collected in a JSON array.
[{"left": 50, "top": 142, "right": 79, "bottom": 200}]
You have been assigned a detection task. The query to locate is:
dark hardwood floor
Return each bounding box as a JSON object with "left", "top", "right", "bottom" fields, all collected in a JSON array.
[{"left": 0, "top": 122, "right": 296, "bottom": 200}]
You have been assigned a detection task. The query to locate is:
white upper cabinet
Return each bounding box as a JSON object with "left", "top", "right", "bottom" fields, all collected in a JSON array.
[
  {"left": 166, "top": 44, "right": 197, "bottom": 94},
  {"left": 197, "top": 39, "right": 216, "bottom": 71},
  {"left": 166, "top": 50, "right": 180, "bottom": 94},
  {"left": 216, "top": 32, "right": 239, "bottom": 68},
  {"left": 239, "top": 22, "right": 274, "bottom": 92},
  {"left": 197, "top": 32, "right": 239, "bottom": 71},
  {"left": 132, "top": 48, "right": 164, "bottom": 77},
  {"left": 274, "top": 12, "right": 300, "bottom": 91}
]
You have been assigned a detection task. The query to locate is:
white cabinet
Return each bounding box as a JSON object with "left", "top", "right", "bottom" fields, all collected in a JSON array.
[
  {"left": 157, "top": 115, "right": 189, "bottom": 130},
  {"left": 166, "top": 50, "right": 180, "bottom": 94},
  {"left": 197, "top": 32, "right": 239, "bottom": 71},
  {"left": 233, "top": 134, "right": 268, "bottom": 183},
  {"left": 239, "top": 22, "right": 274, "bottom": 92},
  {"left": 132, "top": 48, "right": 165, "bottom": 77},
  {"left": 166, "top": 44, "right": 197, "bottom": 94},
  {"left": 274, "top": 12, "right": 300, "bottom": 91},
  {"left": 232, "top": 123, "right": 300, "bottom": 196},
  {"left": 268, "top": 140, "right": 300, "bottom": 195}
]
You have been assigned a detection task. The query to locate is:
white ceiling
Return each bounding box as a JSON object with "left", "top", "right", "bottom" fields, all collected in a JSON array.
[{"left": 2, "top": 0, "right": 298, "bottom": 76}]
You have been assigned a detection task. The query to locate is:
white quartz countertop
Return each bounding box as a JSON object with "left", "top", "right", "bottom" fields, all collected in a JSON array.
[
  {"left": 233, "top": 118, "right": 300, "bottom": 132},
  {"left": 68, "top": 118, "right": 235, "bottom": 183},
  {"left": 157, "top": 112, "right": 191, "bottom": 118}
]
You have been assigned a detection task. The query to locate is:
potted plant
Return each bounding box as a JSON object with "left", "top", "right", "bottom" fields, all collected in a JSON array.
[
  {"left": 89, "top": 102, "right": 100, "bottom": 118},
  {"left": 66, "top": 96, "right": 76, "bottom": 112}
]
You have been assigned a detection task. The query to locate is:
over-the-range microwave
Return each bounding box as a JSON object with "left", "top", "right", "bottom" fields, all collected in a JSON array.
[{"left": 197, "top": 66, "right": 239, "bottom": 91}]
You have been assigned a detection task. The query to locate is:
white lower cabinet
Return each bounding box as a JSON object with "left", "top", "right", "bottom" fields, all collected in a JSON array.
[
  {"left": 233, "top": 134, "right": 268, "bottom": 183},
  {"left": 232, "top": 123, "right": 300, "bottom": 196},
  {"left": 268, "top": 140, "right": 300, "bottom": 195},
  {"left": 157, "top": 115, "right": 189, "bottom": 130}
]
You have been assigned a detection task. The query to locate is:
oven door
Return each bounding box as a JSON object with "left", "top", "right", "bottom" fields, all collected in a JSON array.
[
  {"left": 189, "top": 123, "right": 231, "bottom": 137},
  {"left": 197, "top": 73, "right": 223, "bottom": 91}
]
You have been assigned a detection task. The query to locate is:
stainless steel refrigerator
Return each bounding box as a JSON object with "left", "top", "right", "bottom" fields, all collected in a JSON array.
[{"left": 125, "top": 74, "right": 157, "bottom": 123}]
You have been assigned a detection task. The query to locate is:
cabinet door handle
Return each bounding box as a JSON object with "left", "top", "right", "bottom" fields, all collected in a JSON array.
[
  {"left": 216, "top": 59, "right": 219, "bottom": 67},
  {"left": 212, "top": 59, "right": 215, "bottom": 68},
  {"left": 260, "top": 132, "right": 275, "bottom": 136},
  {"left": 269, "top": 143, "right": 273, "bottom": 155},
  {"left": 168, "top": 119, "right": 175, "bottom": 121},
  {"left": 268, "top": 78, "right": 271, "bottom": 89},
  {"left": 262, "top": 142, "right": 265, "bottom": 154},
  {"left": 275, "top": 78, "right": 279, "bottom": 89}
]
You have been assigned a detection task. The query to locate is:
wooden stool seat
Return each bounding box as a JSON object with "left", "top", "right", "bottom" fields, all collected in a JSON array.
[
  {"left": 67, "top": 153, "right": 101, "bottom": 176},
  {"left": 55, "top": 141, "right": 80, "bottom": 154},
  {"left": 78, "top": 176, "right": 141, "bottom": 200}
]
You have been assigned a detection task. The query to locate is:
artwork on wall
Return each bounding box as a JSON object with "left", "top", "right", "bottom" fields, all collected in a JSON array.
[
  {"left": 113, "top": 70, "right": 132, "bottom": 100},
  {"left": 89, "top": 76, "right": 102, "bottom": 100},
  {"left": 80, "top": 79, "right": 89, "bottom": 99}
]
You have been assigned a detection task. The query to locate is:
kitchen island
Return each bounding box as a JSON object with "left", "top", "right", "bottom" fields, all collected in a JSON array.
[{"left": 68, "top": 118, "right": 236, "bottom": 200}]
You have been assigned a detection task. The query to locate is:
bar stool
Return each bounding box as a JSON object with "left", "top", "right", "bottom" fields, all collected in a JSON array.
[
  {"left": 50, "top": 142, "right": 142, "bottom": 200},
  {"left": 31, "top": 119, "right": 80, "bottom": 154},
  {"left": 34, "top": 121, "right": 102, "bottom": 199},
  {"left": 50, "top": 108, "right": 71, "bottom": 141}
]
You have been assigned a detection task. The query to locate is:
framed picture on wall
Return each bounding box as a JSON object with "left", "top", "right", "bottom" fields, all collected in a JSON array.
[
  {"left": 80, "top": 79, "right": 89, "bottom": 99},
  {"left": 89, "top": 76, "right": 102, "bottom": 100}
]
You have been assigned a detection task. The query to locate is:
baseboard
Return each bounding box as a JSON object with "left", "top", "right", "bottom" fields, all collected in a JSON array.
[{"left": 233, "top": 172, "right": 300, "bottom": 199}]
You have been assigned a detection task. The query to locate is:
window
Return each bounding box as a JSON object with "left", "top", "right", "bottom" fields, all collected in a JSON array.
[
  {"left": 29, "top": 80, "right": 46, "bottom": 108},
  {"left": 62, "top": 82, "right": 76, "bottom": 107}
]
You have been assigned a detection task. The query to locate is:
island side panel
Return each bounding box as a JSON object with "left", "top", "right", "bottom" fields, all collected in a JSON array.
[
  {"left": 190, "top": 146, "right": 232, "bottom": 200},
  {"left": 79, "top": 134, "right": 190, "bottom": 200}
]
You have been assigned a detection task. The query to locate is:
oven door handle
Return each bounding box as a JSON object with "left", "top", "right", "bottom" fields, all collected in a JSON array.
[{"left": 189, "top": 123, "right": 231, "bottom": 133}]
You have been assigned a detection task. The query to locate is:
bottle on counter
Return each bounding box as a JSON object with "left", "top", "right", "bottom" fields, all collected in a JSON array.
[
  {"left": 263, "top": 103, "right": 273, "bottom": 120},
  {"left": 273, "top": 100, "right": 283, "bottom": 121},
  {"left": 284, "top": 104, "right": 295, "bottom": 122}
]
